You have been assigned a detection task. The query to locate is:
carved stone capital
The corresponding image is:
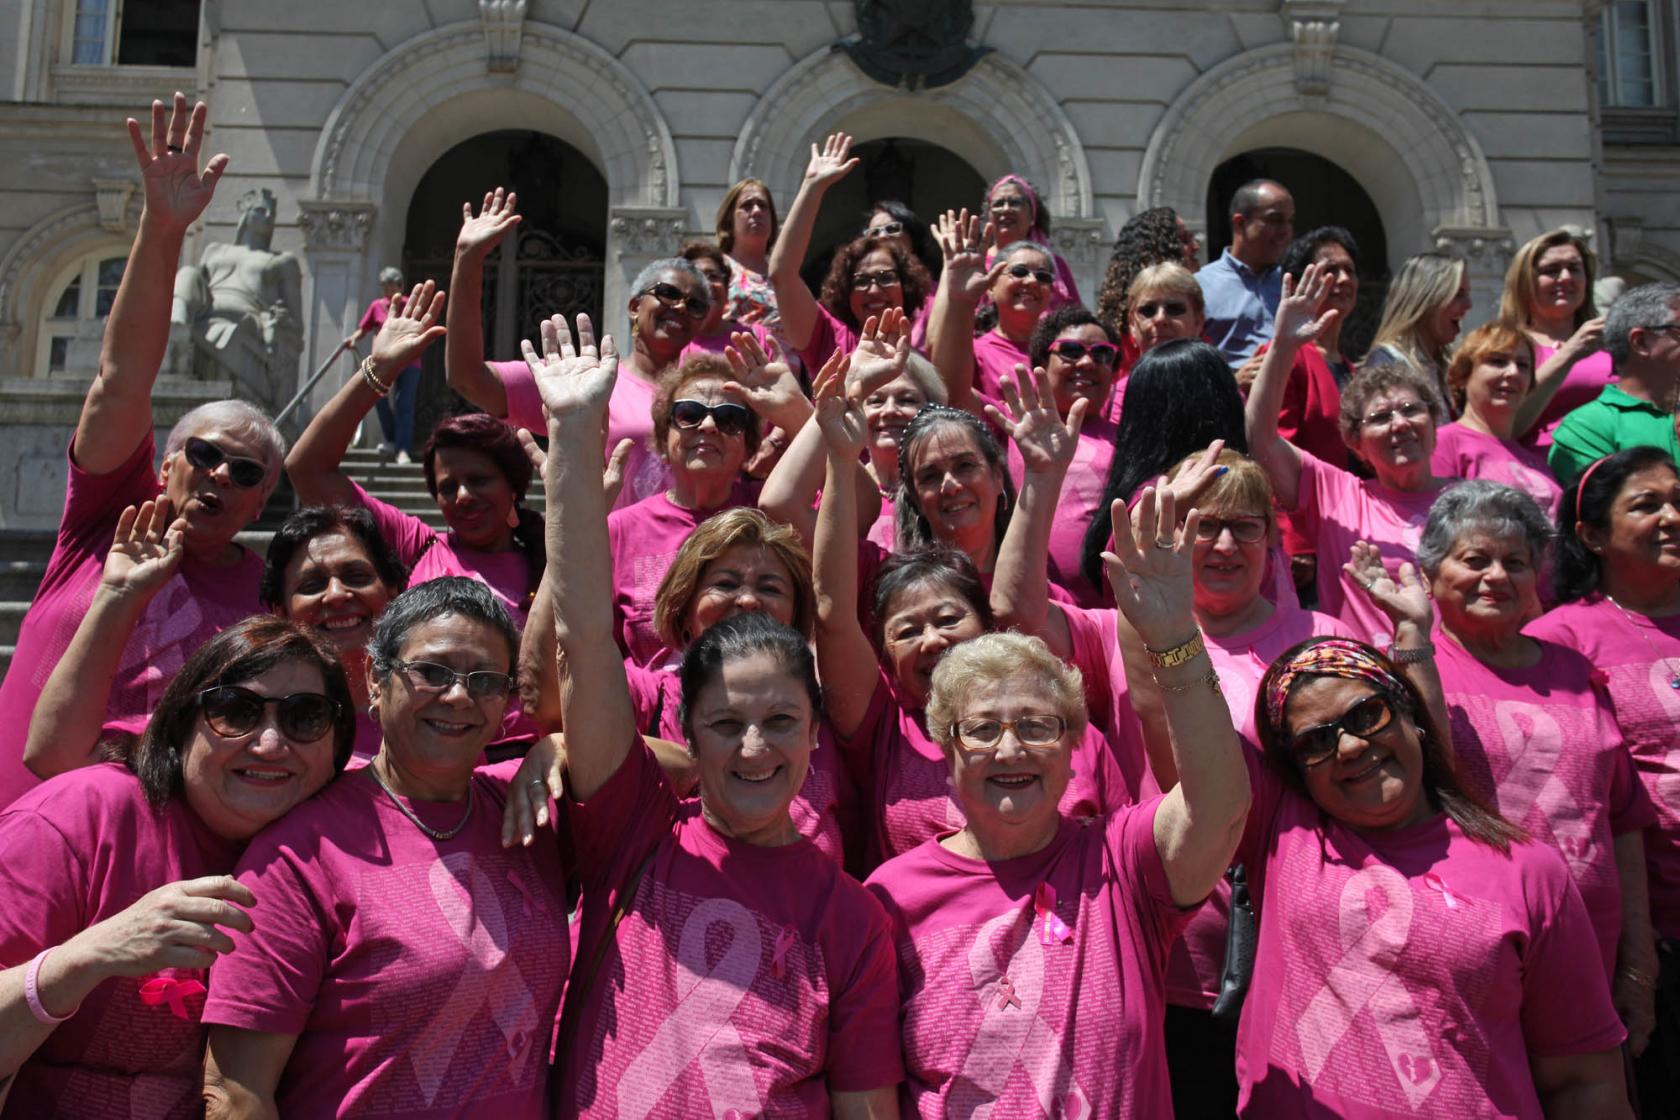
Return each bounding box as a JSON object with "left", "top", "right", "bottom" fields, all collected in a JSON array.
[
  {"left": 1282, "top": 0, "right": 1343, "bottom": 96},
  {"left": 91, "top": 179, "right": 136, "bottom": 233},
  {"left": 479, "top": 0, "right": 527, "bottom": 73},
  {"left": 1050, "top": 217, "right": 1108, "bottom": 267},
  {"left": 298, "top": 201, "right": 375, "bottom": 253},
  {"left": 608, "top": 208, "right": 687, "bottom": 257},
  {"left": 1431, "top": 225, "right": 1517, "bottom": 263}
]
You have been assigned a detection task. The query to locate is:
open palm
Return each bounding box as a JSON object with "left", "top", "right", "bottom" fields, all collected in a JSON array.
[
  {"left": 986, "top": 364, "right": 1084, "bottom": 475},
  {"left": 812, "top": 352, "right": 867, "bottom": 458},
  {"left": 804, "top": 132, "right": 859, "bottom": 188},
  {"left": 936, "top": 209, "right": 1001, "bottom": 302},
  {"left": 125, "top": 94, "right": 228, "bottom": 233},
  {"left": 1345, "top": 541, "right": 1433, "bottom": 632},
  {"left": 371, "top": 281, "right": 447, "bottom": 371},
  {"left": 846, "top": 308, "right": 911, "bottom": 399},
  {"left": 102, "top": 499, "right": 186, "bottom": 598},
  {"left": 1102, "top": 487, "right": 1198, "bottom": 648},
  {"left": 525, "top": 313, "right": 619, "bottom": 425},
  {"left": 457, "top": 187, "right": 522, "bottom": 257}
]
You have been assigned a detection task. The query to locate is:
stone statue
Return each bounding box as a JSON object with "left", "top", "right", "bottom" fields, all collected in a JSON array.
[{"left": 170, "top": 187, "right": 303, "bottom": 412}]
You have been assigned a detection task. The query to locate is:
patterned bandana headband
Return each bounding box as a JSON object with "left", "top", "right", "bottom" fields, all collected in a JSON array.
[{"left": 1264, "top": 639, "right": 1407, "bottom": 729}]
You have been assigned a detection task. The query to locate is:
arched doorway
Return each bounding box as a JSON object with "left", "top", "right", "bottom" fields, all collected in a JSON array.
[
  {"left": 402, "top": 130, "right": 608, "bottom": 435},
  {"left": 1207, "top": 148, "right": 1390, "bottom": 358},
  {"left": 797, "top": 138, "right": 986, "bottom": 293}
]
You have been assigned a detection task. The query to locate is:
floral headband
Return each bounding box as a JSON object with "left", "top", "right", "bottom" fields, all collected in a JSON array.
[{"left": 1264, "top": 639, "right": 1406, "bottom": 728}]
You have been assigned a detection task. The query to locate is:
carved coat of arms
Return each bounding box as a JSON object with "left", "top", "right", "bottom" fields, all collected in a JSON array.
[{"left": 843, "top": 0, "right": 987, "bottom": 89}]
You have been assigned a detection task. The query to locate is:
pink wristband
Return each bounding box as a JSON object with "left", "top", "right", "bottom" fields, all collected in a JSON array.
[{"left": 24, "top": 947, "right": 76, "bottom": 1025}]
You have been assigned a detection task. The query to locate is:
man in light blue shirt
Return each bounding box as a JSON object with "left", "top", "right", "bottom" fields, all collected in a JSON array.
[{"left": 1199, "top": 179, "right": 1295, "bottom": 367}]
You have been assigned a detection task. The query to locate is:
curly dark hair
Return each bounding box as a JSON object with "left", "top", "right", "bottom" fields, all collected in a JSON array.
[
  {"left": 1028, "top": 305, "right": 1118, "bottom": 371},
  {"left": 1095, "top": 207, "right": 1185, "bottom": 337},
  {"left": 818, "top": 238, "right": 933, "bottom": 333}
]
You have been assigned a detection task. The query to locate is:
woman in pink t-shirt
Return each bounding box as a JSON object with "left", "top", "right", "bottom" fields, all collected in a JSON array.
[
  {"left": 524, "top": 317, "right": 905, "bottom": 1115},
  {"left": 1500, "top": 228, "right": 1611, "bottom": 449},
  {"left": 1239, "top": 635, "right": 1631, "bottom": 1116},
  {"left": 980, "top": 173, "right": 1082, "bottom": 310},
  {"left": 1248, "top": 262, "right": 1454, "bottom": 644},
  {"left": 1431, "top": 322, "right": 1563, "bottom": 517},
  {"left": 1, "top": 617, "right": 351, "bottom": 1119},
  {"left": 864, "top": 485, "right": 1249, "bottom": 1117},
  {"left": 203, "top": 579, "right": 570, "bottom": 1119}
]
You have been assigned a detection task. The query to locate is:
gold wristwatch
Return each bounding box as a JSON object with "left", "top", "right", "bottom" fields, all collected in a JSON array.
[{"left": 1146, "top": 630, "right": 1206, "bottom": 670}]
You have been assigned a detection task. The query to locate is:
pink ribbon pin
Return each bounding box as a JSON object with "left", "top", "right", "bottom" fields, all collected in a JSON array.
[
  {"left": 995, "top": 975, "right": 1022, "bottom": 1010},
  {"left": 139, "top": 974, "right": 206, "bottom": 1020},
  {"left": 1035, "top": 883, "right": 1073, "bottom": 946},
  {"left": 1422, "top": 873, "right": 1458, "bottom": 911},
  {"left": 771, "top": 925, "right": 796, "bottom": 980}
]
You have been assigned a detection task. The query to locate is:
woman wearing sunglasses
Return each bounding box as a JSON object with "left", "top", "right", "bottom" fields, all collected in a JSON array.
[
  {"left": 1236, "top": 631, "right": 1631, "bottom": 1115},
  {"left": 979, "top": 173, "right": 1082, "bottom": 309},
  {"left": 769, "top": 132, "right": 933, "bottom": 372},
  {"left": 0, "top": 616, "right": 350, "bottom": 1118},
  {"left": 863, "top": 486, "right": 1247, "bottom": 1116},
  {"left": 202, "top": 579, "right": 571, "bottom": 1118}
]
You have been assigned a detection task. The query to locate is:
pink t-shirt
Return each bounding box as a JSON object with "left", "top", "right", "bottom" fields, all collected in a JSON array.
[
  {"left": 1434, "top": 631, "right": 1655, "bottom": 978},
  {"left": 1431, "top": 423, "right": 1562, "bottom": 518},
  {"left": 606, "top": 482, "right": 758, "bottom": 667},
  {"left": 1528, "top": 596, "right": 1680, "bottom": 937},
  {"left": 561, "top": 740, "right": 903, "bottom": 1115},
  {"left": 972, "top": 329, "right": 1032, "bottom": 403},
  {"left": 495, "top": 357, "right": 671, "bottom": 510},
  {"left": 624, "top": 658, "right": 850, "bottom": 865},
  {"left": 679, "top": 319, "right": 771, "bottom": 365},
  {"left": 202, "top": 761, "right": 570, "bottom": 1119},
  {"left": 834, "top": 669, "right": 1128, "bottom": 866},
  {"left": 866, "top": 490, "right": 897, "bottom": 551},
  {"left": 865, "top": 800, "right": 1190, "bottom": 1118},
  {"left": 1294, "top": 449, "right": 1439, "bottom": 646},
  {"left": 799, "top": 303, "right": 862, "bottom": 372},
  {"left": 0, "top": 437, "right": 265, "bottom": 808},
  {"left": 1524, "top": 345, "right": 1616, "bottom": 450},
  {"left": 1006, "top": 416, "right": 1120, "bottom": 608},
  {"left": 1235, "top": 763, "right": 1625, "bottom": 1118},
  {"left": 0, "top": 763, "right": 240, "bottom": 1118}
]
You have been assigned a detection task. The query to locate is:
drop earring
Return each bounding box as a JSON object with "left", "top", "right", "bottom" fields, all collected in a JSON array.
[{"left": 506, "top": 506, "right": 521, "bottom": 529}]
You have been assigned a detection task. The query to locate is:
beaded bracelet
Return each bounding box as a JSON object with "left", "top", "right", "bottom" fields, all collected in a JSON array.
[
  {"left": 25, "top": 947, "right": 77, "bottom": 1025},
  {"left": 359, "top": 355, "right": 393, "bottom": 396}
]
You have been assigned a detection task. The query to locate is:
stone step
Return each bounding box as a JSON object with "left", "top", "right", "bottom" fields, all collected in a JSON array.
[
  {"left": 0, "top": 645, "right": 11, "bottom": 682},
  {"left": 0, "top": 561, "right": 46, "bottom": 602},
  {"left": 0, "top": 602, "right": 23, "bottom": 647}
]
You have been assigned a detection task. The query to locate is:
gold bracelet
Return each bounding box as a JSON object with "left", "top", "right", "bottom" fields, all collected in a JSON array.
[
  {"left": 1145, "top": 630, "right": 1206, "bottom": 670},
  {"left": 359, "top": 355, "right": 393, "bottom": 396},
  {"left": 1154, "top": 668, "right": 1222, "bottom": 695}
]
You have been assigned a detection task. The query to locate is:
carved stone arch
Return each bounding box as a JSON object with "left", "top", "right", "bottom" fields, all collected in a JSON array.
[{"left": 1138, "top": 42, "right": 1503, "bottom": 271}]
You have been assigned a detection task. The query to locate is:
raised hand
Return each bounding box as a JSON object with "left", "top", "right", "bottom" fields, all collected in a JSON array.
[
  {"left": 845, "top": 307, "right": 912, "bottom": 400},
  {"left": 1163, "top": 439, "right": 1228, "bottom": 510},
  {"left": 803, "top": 132, "right": 859, "bottom": 190},
  {"left": 1272, "top": 261, "right": 1339, "bottom": 350},
  {"left": 1560, "top": 315, "right": 1606, "bottom": 361},
  {"left": 370, "top": 280, "right": 447, "bottom": 376},
  {"left": 985, "top": 363, "right": 1086, "bottom": 476},
  {"left": 524, "top": 312, "right": 618, "bottom": 428},
  {"left": 935, "top": 208, "right": 1003, "bottom": 304},
  {"left": 100, "top": 499, "right": 187, "bottom": 600},
  {"left": 812, "top": 349, "right": 867, "bottom": 459},
  {"left": 1344, "top": 541, "right": 1434, "bottom": 633},
  {"left": 457, "top": 187, "right": 522, "bottom": 259},
  {"left": 722, "top": 331, "right": 811, "bottom": 432},
  {"left": 125, "top": 93, "right": 229, "bottom": 234},
  {"left": 67, "top": 875, "right": 256, "bottom": 975},
  {"left": 1102, "top": 486, "right": 1199, "bottom": 650}
]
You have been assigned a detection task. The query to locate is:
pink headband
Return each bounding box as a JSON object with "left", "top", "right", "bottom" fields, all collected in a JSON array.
[
  {"left": 1574, "top": 455, "right": 1609, "bottom": 520},
  {"left": 1265, "top": 639, "right": 1406, "bottom": 729}
]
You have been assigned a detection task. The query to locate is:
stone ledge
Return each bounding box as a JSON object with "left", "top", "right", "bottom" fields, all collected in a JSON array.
[{"left": 0, "top": 376, "right": 235, "bottom": 426}]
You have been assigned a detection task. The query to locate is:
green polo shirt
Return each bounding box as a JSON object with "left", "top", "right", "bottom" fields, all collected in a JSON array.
[{"left": 1547, "top": 384, "right": 1680, "bottom": 484}]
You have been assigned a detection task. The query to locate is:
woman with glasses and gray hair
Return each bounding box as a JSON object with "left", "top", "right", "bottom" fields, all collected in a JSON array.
[
  {"left": 201, "top": 578, "right": 571, "bottom": 1118},
  {"left": 0, "top": 615, "right": 351, "bottom": 1118}
]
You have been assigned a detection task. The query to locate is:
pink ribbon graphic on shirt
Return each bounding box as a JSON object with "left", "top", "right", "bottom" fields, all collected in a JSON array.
[
  {"left": 138, "top": 973, "right": 205, "bottom": 1020},
  {"left": 1644, "top": 663, "right": 1680, "bottom": 811},
  {"left": 1493, "top": 703, "right": 1592, "bottom": 876},
  {"left": 618, "top": 896, "right": 764, "bottom": 1120},
  {"left": 1035, "top": 883, "right": 1073, "bottom": 946},
  {"left": 1295, "top": 864, "right": 1442, "bottom": 1110},
  {"left": 951, "top": 908, "right": 1090, "bottom": 1119},
  {"left": 408, "top": 854, "right": 540, "bottom": 1107}
]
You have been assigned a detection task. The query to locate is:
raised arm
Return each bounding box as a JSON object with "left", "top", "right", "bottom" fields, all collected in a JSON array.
[
  {"left": 986, "top": 364, "right": 1084, "bottom": 658},
  {"left": 24, "top": 501, "right": 185, "bottom": 777},
  {"left": 1513, "top": 316, "right": 1605, "bottom": 438},
  {"left": 1107, "top": 488, "right": 1250, "bottom": 907},
  {"left": 1343, "top": 543, "right": 1451, "bottom": 744},
  {"left": 76, "top": 94, "right": 228, "bottom": 474},
  {"left": 1243, "top": 262, "right": 1337, "bottom": 511},
  {"left": 531, "top": 314, "right": 639, "bottom": 801},
  {"left": 925, "top": 210, "right": 1003, "bottom": 414},
  {"left": 444, "top": 188, "right": 523, "bottom": 416},
  {"left": 767, "top": 133, "right": 858, "bottom": 352},
  {"left": 285, "top": 281, "right": 446, "bottom": 508}
]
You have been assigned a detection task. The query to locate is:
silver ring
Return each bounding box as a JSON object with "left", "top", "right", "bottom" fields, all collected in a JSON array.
[
  {"left": 528, "top": 778, "right": 546, "bottom": 788},
  {"left": 1153, "top": 538, "right": 1175, "bottom": 549}
]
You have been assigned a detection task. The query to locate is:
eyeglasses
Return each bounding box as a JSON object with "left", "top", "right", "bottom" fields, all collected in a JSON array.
[
  {"left": 1193, "top": 515, "right": 1268, "bottom": 543},
  {"left": 1361, "top": 401, "right": 1429, "bottom": 430},
  {"left": 392, "top": 659, "right": 515, "bottom": 699},
  {"left": 671, "top": 399, "right": 753, "bottom": 437},
  {"left": 1006, "top": 263, "right": 1055, "bottom": 286},
  {"left": 198, "top": 685, "right": 339, "bottom": 742},
  {"left": 641, "top": 282, "right": 708, "bottom": 320},
  {"left": 950, "top": 714, "right": 1066, "bottom": 754},
  {"left": 183, "top": 437, "right": 267, "bottom": 489},
  {"left": 1288, "top": 693, "right": 1398, "bottom": 768},
  {"left": 1135, "top": 300, "right": 1191, "bottom": 320},
  {"left": 1048, "top": 340, "right": 1119, "bottom": 368},
  {"left": 864, "top": 221, "right": 905, "bottom": 239},
  {"left": 989, "top": 196, "right": 1029, "bottom": 212},
  {"left": 850, "top": 269, "right": 902, "bottom": 292}
]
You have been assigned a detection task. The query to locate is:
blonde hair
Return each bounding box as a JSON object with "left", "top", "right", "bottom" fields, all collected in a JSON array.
[
  {"left": 654, "top": 507, "right": 814, "bottom": 649},
  {"left": 1444, "top": 320, "right": 1535, "bottom": 413},
  {"left": 1168, "top": 448, "right": 1274, "bottom": 525},
  {"left": 1499, "top": 228, "right": 1598, "bottom": 330},
  {"left": 925, "top": 632, "right": 1086, "bottom": 749},
  {"left": 1370, "top": 252, "right": 1466, "bottom": 371},
  {"left": 1127, "top": 262, "right": 1205, "bottom": 319}
]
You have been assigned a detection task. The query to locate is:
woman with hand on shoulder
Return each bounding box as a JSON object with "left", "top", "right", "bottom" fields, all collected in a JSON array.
[
  {"left": 1500, "top": 228, "right": 1609, "bottom": 448},
  {"left": 1365, "top": 251, "right": 1474, "bottom": 414},
  {"left": 530, "top": 313, "right": 904, "bottom": 1116},
  {"left": 2, "top": 616, "right": 350, "bottom": 1118},
  {"left": 1431, "top": 321, "right": 1563, "bottom": 516}
]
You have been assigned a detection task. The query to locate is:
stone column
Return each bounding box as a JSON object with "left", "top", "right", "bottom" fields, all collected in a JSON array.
[
  {"left": 1431, "top": 226, "right": 1516, "bottom": 332},
  {"left": 606, "top": 206, "right": 688, "bottom": 331},
  {"left": 297, "top": 200, "right": 375, "bottom": 424},
  {"left": 1051, "top": 216, "right": 1110, "bottom": 310}
]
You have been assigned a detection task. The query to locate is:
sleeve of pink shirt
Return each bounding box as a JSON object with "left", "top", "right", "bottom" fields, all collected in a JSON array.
[
  {"left": 348, "top": 479, "right": 439, "bottom": 569},
  {"left": 1599, "top": 698, "right": 1658, "bottom": 836},
  {"left": 61, "top": 435, "right": 158, "bottom": 552},
  {"left": 489, "top": 358, "right": 546, "bottom": 432},
  {"left": 823, "top": 887, "right": 906, "bottom": 1091},
  {"left": 623, "top": 660, "right": 671, "bottom": 738},
  {"left": 1290, "top": 447, "right": 1350, "bottom": 523},
  {"left": 829, "top": 671, "right": 894, "bottom": 795},
  {"left": 1516, "top": 850, "right": 1629, "bottom": 1057},
  {"left": 356, "top": 298, "right": 384, "bottom": 335},
  {"left": 1106, "top": 795, "right": 1198, "bottom": 930},
  {"left": 0, "top": 807, "right": 85, "bottom": 962},
  {"left": 202, "top": 837, "right": 332, "bottom": 1035},
  {"left": 567, "top": 738, "right": 680, "bottom": 893},
  {"left": 799, "top": 305, "right": 848, "bottom": 371}
]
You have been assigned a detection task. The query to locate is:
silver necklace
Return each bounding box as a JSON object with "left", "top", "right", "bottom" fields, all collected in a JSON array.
[
  {"left": 367, "top": 762, "right": 475, "bottom": 840},
  {"left": 1605, "top": 594, "right": 1680, "bottom": 690}
]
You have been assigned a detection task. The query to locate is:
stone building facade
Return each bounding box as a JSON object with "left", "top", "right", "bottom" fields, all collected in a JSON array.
[{"left": 0, "top": 0, "right": 1675, "bottom": 527}]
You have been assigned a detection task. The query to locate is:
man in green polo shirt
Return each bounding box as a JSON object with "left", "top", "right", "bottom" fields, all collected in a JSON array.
[{"left": 1549, "top": 280, "right": 1680, "bottom": 483}]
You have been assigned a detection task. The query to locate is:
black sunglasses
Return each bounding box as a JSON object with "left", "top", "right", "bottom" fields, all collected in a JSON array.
[
  {"left": 393, "top": 659, "right": 515, "bottom": 699},
  {"left": 1288, "top": 693, "right": 1398, "bottom": 768},
  {"left": 1048, "top": 340, "right": 1118, "bottom": 368},
  {"left": 1007, "top": 263, "right": 1055, "bottom": 286},
  {"left": 642, "top": 281, "right": 708, "bottom": 320},
  {"left": 1135, "top": 300, "right": 1191, "bottom": 320},
  {"left": 199, "top": 685, "right": 339, "bottom": 742},
  {"left": 671, "top": 399, "right": 752, "bottom": 437},
  {"left": 184, "top": 437, "right": 267, "bottom": 489}
]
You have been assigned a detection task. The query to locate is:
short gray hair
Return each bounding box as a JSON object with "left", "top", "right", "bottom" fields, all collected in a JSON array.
[
  {"left": 1416, "top": 480, "right": 1554, "bottom": 577},
  {"left": 378, "top": 266, "right": 403, "bottom": 286},
  {"left": 367, "top": 577, "right": 518, "bottom": 679},
  {"left": 1605, "top": 281, "right": 1680, "bottom": 367},
  {"left": 1000, "top": 240, "right": 1056, "bottom": 269},
  {"left": 628, "top": 258, "right": 712, "bottom": 315},
  {"left": 925, "top": 631, "right": 1086, "bottom": 750},
  {"left": 165, "top": 399, "right": 287, "bottom": 497}
]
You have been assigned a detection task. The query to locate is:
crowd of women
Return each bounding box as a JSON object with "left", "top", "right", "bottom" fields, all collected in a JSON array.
[{"left": 3, "top": 93, "right": 1680, "bottom": 1119}]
